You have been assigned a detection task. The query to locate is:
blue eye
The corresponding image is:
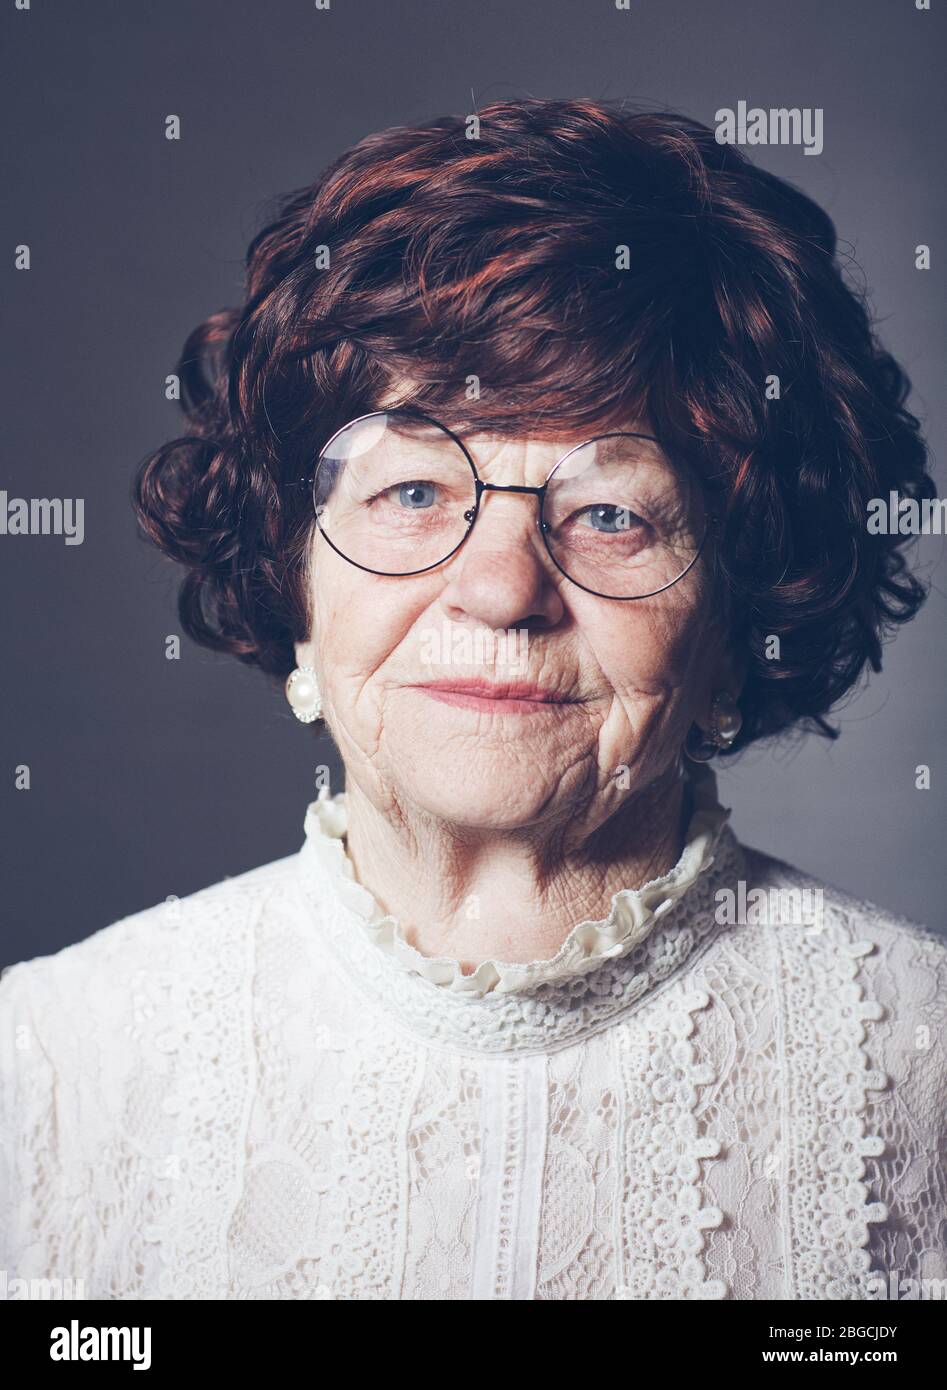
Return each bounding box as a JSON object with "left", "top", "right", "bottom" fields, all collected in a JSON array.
[
  {"left": 398, "top": 481, "right": 436, "bottom": 508},
  {"left": 579, "top": 505, "right": 640, "bottom": 533}
]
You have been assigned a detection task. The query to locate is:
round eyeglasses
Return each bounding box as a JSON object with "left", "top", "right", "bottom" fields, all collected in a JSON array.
[{"left": 311, "top": 409, "right": 710, "bottom": 600}]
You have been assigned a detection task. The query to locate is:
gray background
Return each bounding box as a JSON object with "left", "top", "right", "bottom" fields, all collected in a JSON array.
[{"left": 1, "top": 0, "right": 944, "bottom": 970}]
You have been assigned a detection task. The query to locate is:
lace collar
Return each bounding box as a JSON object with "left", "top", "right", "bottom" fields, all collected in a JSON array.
[{"left": 294, "top": 765, "right": 743, "bottom": 1054}]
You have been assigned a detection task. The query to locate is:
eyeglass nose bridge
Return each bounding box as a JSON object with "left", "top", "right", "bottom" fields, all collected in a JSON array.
[
  {"left": 477, "top": 481, "right": 545, "bottom": 497},
  {"left": 463, "top": 478, "right": 549, "bottom": 529}
]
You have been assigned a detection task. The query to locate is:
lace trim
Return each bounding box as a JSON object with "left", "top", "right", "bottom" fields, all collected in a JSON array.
[
  {"left": 775, "top": 912, "right": 890, "bottom": 1299},
  {"left": 615, "top": 987, "right": 727, "bottom": 1299},
  {"left": 470, "top": 1055, "right": 549, "bottom": 1299}
]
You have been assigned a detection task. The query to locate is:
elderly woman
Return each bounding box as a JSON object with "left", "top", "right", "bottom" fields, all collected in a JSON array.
[{"left": 1, "top": 98, "right": 944, "bottom": 1303}]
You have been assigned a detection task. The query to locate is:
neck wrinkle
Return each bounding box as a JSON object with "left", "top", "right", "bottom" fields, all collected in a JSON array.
[{"left": 339, "top": 764, "right": 689, "bottom": 974}]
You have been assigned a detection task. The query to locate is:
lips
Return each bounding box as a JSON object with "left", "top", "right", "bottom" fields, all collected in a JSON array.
[
  {"left": 413, "top": 679, "right": 572, "bottom": 702},
  {"left": 408, "top": 679, "right": 579, "bottom": 714}
]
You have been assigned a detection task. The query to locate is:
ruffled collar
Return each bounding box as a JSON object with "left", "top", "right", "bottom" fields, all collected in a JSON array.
[{"left": 293, "top": 765, "right": 743, "bottom": 1053}]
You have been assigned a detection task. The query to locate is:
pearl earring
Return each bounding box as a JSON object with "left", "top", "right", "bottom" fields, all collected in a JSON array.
[
  {"left": 285, "top": 666, "right": 323, "bottom": 724},
  {"left": 684, "top": 691, "right": 742, "bottom": 762}
]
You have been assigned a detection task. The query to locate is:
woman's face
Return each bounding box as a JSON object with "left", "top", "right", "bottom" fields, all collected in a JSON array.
[{"left": 296, "top": 419, "right": 736, "bottom": 839}]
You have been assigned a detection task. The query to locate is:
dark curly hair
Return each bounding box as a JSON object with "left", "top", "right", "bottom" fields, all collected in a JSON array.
[{"left": 133, "top": 96, "right": 934, "bottom": 751}]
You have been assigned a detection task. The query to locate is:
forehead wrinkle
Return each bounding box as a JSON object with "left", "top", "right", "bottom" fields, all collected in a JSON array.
[
  {"left": 456, "top": 423, "right": 669, "bottom": 486},
  {"left": 459, "top": 433, "right": 570, "bottom": 486}
]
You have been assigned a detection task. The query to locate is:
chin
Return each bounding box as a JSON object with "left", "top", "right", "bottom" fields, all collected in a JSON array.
[{"left": 388, "top": 761, "right": 560, "bottom": 831}]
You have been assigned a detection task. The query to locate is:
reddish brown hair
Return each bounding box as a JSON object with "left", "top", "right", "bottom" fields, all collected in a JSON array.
[{"left": 133, "top": 97, "right": 934, "bottom": 750}]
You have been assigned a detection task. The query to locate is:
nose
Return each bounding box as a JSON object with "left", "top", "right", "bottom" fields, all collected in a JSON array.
[{"left": 438, "top": 487, "right": 566, "bottom": 631}]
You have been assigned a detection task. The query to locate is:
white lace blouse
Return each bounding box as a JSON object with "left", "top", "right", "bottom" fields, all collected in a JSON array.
[{"left": 1, "top": 768, "right": 944, "bottom": 1301}]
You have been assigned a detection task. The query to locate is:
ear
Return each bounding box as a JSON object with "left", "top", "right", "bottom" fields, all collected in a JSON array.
[
  {"left": 720, "top": 643, "right": 749, "bottom": 705},
  {"left": 695, "top": 639, "right": 748, "bottom": 732},
  {"left": 293, "top": 637, "right": 316, "bottom": 671}
]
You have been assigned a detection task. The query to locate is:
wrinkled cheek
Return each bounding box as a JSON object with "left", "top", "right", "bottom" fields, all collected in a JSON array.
[{"left": 601, "top": 599, "right": 707, "bottom": 703}]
